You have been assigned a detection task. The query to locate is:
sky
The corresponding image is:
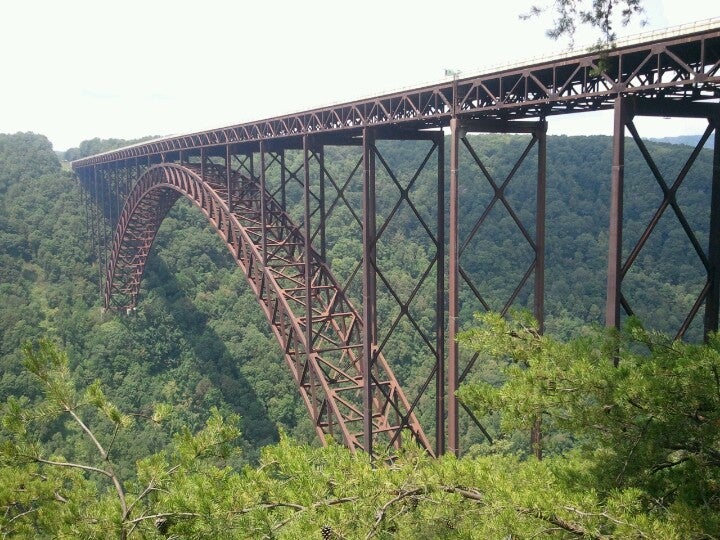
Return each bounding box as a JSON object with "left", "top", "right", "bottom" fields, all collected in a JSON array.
[{"left": 0, "top": 0, "right": 717, "bottom": 151}]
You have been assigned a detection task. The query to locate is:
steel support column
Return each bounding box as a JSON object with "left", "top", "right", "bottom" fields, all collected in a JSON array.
[
  {"left": 606, "top": 97, "right": 628, "bottom": 335},
  {"left": 260, "top": 141, "right": 268, "bottom": 264},
  {"left": 317, "top": 145, "right": 327, "bottom": 262},
  {"left": 705, "top": 118, "right": 720, "bottom": 339},
  {"left": 532, "top": 121, "right": 547, "bottom": 459},
  {"left": 303, "top": 136, "right": 313, "bottom": 351},
  {"left": 448, "top": 118, "right": 461, "bottom": 455},
  {"left": 362, "top": 127, "right": 377, "bottom": 454},
  {"left": 605, "top": 99, "right": 719, "bottom": 340},
  {"left": 226, "top": 145, "right": 232, "bottom": 212},
  {"left": 534, "top": 122, "right": 547, "bottom": 330},
  {"left": 92, "top": 166, "right": 103, "bottom": 301},
  {"left": 436, "top": 132, "right": 446, "bottom": 457},
  {"left": 447, "top": 118, "right": 547, "bottom": 455},
  {"left": 302, "top": 135, "right": 318, "bottom": 432},
  {"left": 280, "top": 150, "right": 287, "bottom": 213}
]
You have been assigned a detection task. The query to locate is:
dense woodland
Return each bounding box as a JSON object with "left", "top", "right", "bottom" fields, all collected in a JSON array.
[{"left": 1, "top": 131, "right": 719, "bottom": 537}]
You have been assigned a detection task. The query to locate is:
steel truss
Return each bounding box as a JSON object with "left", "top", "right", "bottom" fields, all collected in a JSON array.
[
  {"left": 73, "top": 23, "right": 720, "bottom": 457},
  {"left": 447, "top": 118, "right": 547, "bottom": 455},
  {"left": 606, "top": 97, "right": 720, "bottom": 340},
  {"left": 103, "top": 159, "right": 432, "bottom": 456},
  {"left": 73, "top": 26, "right": 720, "bottom": 169}
]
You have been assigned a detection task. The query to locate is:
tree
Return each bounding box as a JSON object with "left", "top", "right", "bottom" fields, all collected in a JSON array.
[
  {"left": 522, "top": 0, "right": 646, "bottom": 45},
  {"left": 457, "top": 311, "right": 720, "bottom": 535},
  {"left": 0, "top": 340, "right": 240, "bottom": 538},
  {"left": 4, "top": 338, "right": 718, "bottom": 538}
]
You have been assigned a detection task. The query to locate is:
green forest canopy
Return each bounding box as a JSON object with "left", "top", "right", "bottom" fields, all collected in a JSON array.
[{"left": 1, "top": 130, "right": 718, "bottom": 537}]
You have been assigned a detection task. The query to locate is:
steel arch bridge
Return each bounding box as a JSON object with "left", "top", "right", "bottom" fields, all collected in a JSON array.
[
  {"left": 105, "top": 161, "right": 429, "bottom": 454},
  {"left": 74, "top": 20, "right": 720, "bottom": 456}
]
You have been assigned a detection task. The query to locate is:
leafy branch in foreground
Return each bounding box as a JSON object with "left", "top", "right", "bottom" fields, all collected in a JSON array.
[
  {"left": 0, "top": 339, "right": 241, "bottom": 538},
  {"left": 521, "top": 0, "right": 646, "bottom": 46},
  {"left": 457, "top": 312, "right": 720, "bottom": 527},
  {"left": 3, "top": 335, "right": 719, "bottom": 538}
]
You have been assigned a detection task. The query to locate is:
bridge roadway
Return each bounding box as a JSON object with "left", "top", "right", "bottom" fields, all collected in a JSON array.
[
  {"left": 73, "top": 21, "right": 720, "bottom": 457},
  {"left": 74, "top": 21, "right": 720, "bottom": 167}
]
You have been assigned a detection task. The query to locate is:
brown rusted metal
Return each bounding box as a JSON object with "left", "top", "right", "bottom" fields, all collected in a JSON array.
[
  {"left": 103, "top": 162, "right": 431, "bottom": 455},
  {"left": 606, "top": 97, "right": 627, "bottom": 334},
  {"left": 535, "top": 121, "right": 547, "bottom": 331},
  {"left": 72, "top": 27, "right": 720, "bottom": 169},
  {"left": 75, "top": 24, "right": 720, "bottom": 456},
  {"left": 606, "top": 99, "right": 719, "bottom": 340},
  {"left": 361, "top": 128, "right": 376, "bottom": 453},
  {"left": 448, "top": 118, "right": 461, "bottom": 455},
  {"left": 532, "top": 121, "right": 547, "bottom": 460},
  {"left": 706, "top": 119, "right": 720, "bottom": 338},
  {"left": 448, "top": 119, "right": 548, "bottom": 455},
  {"left": 435, "top": 132, "right": 446, "bottom": 457}
]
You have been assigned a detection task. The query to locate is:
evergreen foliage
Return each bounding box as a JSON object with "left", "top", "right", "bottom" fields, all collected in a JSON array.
[
  {"left": 0, "top": 130, "right": 718, "bottom": 536},
  {"left": 2, "top": 337, "right": 718, "bottom": 538}
]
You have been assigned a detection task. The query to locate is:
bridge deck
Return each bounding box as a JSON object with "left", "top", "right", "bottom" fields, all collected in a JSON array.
[{"left": 73, "top": 21, "right": 720, "bottom": 170}]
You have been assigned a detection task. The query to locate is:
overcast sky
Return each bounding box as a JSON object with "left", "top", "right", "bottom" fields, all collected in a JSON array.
[{"left": 1, "top": 0, "right": 717, "bottom": 150}]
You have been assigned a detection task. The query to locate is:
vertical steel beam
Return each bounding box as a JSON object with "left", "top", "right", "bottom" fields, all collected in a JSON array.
[
  {"left": 705, "top": 117, "right": 720, "bottom": 339},
  {"left": 113, "top": 162, "right": 120, "bottom": 229},
  {"left": 80, "top": 170, "right": 88, "bottom": 248},
  {"left": 362, "top": 127, "right": 377, "bottom": 454},
  {"left": 436, "top": 131, "right": 446, "bottom": 456},
  {"left": 606, "top": 97, "right": 629, "bottom": 336},
  {"left": 226, "top": 144, "right": 232, "bottom": 212},
  {"left": 303, "top": 135, "right": 314, "bottom": 351},
  {"left": 280, "top": 149, "right": 287, "bottom": 213},
  {"left": 532, "top": 121, "right": 548, "bottom": 460},
  {"left": 318, "top": 145, "right": 327, "bottom": 262},
  {"left": 99, "top": 166, "right": 109, "bottom": 300},
  {"left": 124, "top": 160, "right": 131, "bottom": 208},
  {"left": 260, "top": 141, "right": 268, "bottom": 265},
  {"left": 534, "top": 122, "right": 547, "bottom": 331},
  {"left": 448, "top": 118, "right": 461, "bottom": 455},
  {"left": 135, "top": 157, "right": 140, "bottom": 193},
  {"left": 92, "top": 166, "right": 102, "bottom": 304}
]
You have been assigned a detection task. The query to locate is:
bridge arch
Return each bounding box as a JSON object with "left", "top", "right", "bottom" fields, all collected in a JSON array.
[{"left": 104, "top": 163, "right": 431, "bottom": 455}]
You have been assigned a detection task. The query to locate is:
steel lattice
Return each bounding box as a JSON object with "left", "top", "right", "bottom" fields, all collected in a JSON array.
[{"left": 104, "top": 163, "right": 432, "bottom": 455}]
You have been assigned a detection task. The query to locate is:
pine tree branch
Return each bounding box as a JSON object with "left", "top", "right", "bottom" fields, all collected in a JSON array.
[
  {"left": 616, "top": 416, "right": 653, "bottom": 485},
  {"left": 65, "top": 407, "right": 128, "bottom": 520},
  {"left": 261, "top": 498, "right": 358, "bottom": 539},
  {"left": 440, "top": 485, "right": 484, "bottom": 502},
  {"left": 106, "top": 424, "right": 120, "bottom": 459},
  {"left": 518, "top": 506, "right": 606, "bottom": 539},
  {"left": 4, "top": 506, "right": 39, "bottom": 526},
  {"left": 126, "top": 511, "right": 205, "bottom": 525},
  {"left": 650, "top": 456, "right": 691, "bottom": 473},
  {"left": 561, "top": 505, "right": 650, "bottom": 538},
  {"left": 126, "top": 465, "right": 180, "bottom": 517},
  {"left": 66, "top": 408, "right": 107, "bottom": 459},
  {"left": 366, "top": 487, "right": 425, "bottom": 539},
  {"left": 33, "top": 456, "right": 113, "bottom": 478}
]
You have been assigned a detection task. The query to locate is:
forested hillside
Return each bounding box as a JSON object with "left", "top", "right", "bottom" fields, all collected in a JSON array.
[{"left": 1, "top": 131, "right": 718, "bottom": 537}]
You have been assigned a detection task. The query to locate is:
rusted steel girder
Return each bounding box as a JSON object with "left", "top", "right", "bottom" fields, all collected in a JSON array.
[
  {"left": 74, "top": 23, "right": 720, "bottom": 457},
  {"left": 448, "top": 118, "right": 548, "bottom": 455},
  {"left": 606, "top": 97, "right": 720, "bottom": 340},
  {"left": 72, "top": 25, "right": 720, "bottom": 169},
  {"left": 103, "top": 163, "right": 432, "bottom": 455},
  {"left": 706, "top": 121, "right": 720, "bottom": 336}
]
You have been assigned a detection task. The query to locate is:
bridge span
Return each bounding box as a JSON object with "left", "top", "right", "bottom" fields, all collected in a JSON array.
[{"left": 73, "top": 22, "right": 720, "bottom": 457}]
